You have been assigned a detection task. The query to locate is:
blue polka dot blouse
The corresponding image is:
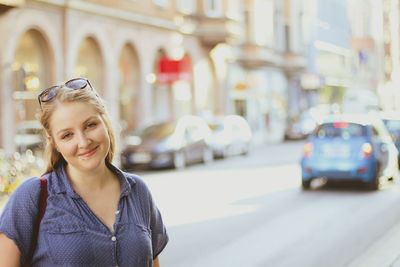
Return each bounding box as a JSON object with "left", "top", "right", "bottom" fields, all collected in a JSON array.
[{"left": 0, "top": 163, "right": 168, "bottom": 266}]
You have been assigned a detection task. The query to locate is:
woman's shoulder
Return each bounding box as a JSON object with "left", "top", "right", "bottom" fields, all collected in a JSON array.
[
  {"left": 109, "top": 164, "right": 152, "bottom": 196},
  {"left": 1, "top": 177, "right": 42, "bottom": 220},
  {"left": 121, "top": 171, "right": 147, "bottom": 188},
  {"left": 11, "top": 177, "right": 42, "bottom": 198},
  {"left": 120, "top": 171, "right": 154, "bottom": 196}
]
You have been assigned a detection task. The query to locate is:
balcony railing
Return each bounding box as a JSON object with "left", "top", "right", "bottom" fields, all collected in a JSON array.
[
  {"left": 187, "top": 15, "right": 242, "bottom": 47},
  {"left": 0, "top": 0, "right": 23, "bottom": 5},
  {"left": 281, "top": 51, "right": 306, "bottom": 73},
  {"left": 235, "top": 43, "right": 281, "bottom": 68},
  {"left": 0, "top": 0, "right": 24, "bottom": 12}
]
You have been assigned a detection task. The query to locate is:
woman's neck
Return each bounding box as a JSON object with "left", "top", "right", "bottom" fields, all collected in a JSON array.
[{"left": 66, "top": 162, "right": 116, "bottom": 192}]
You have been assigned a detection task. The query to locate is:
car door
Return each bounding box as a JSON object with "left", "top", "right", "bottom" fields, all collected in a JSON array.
[
  {"left": 375, "top": 121, "right": 398, "bottom": 174},
  {"left": 183, "top": 122, "right": 205, "bottom": 163}
]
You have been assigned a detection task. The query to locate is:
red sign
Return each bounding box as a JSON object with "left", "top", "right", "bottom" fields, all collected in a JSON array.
[{"left": 157, "top": 55, "right": 192, "bottom": 84}]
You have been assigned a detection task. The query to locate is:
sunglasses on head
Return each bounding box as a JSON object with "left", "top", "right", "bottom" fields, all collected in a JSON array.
[{"left": 37, "top": 78, "right": 94, "bottom": 109}]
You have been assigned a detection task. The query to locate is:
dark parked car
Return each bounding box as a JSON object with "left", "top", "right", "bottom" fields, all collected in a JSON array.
[
  {"left": 121, "top": 115, "right": 213, "bottom": 170},
  {"left": 284, "top": 110, "right": 319, "bottom": 140},
  {"left": 207, "top": 115, "right": 252, "bottom": 158},
  {"left": 380, "top": 111, "right": 400, "bottom": 166},
  {"left": 300, "top": 114, "right": 398, "bottom": 190}
]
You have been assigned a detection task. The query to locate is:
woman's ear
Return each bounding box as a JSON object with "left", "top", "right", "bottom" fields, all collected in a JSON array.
[
  {"left": 46, "top": 133, "right": 52, "bottom": 144},
  {"left": 47, "top": 134, "right": 58, "bottom": 152}
]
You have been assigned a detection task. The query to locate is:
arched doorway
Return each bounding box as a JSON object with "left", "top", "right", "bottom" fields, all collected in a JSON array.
[
  {"left": 74, "top": 37, "right": 104, "bottom": 95},
  {"left": 171, "top": 53, "right": 193, "bottom": 118},
  {"left": 118, "top": 44, "right": 140, "bottom": 136},
  {"left": 152, "top": 49, "right": 173, "bottom": 122},
  {"left": 13, "top": 29, "right": 52, "bottom": 123},
  {"left": 154, "top": 49, "right": 193, "bottom": 121}
]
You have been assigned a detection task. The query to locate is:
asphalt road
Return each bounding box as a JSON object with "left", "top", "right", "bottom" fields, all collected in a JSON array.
[
  {"left": 138, "top": 140, "right": 400, "bottom": 267},
  {"left": 2, "top": 140, "right": 400, "bottom": 266}
]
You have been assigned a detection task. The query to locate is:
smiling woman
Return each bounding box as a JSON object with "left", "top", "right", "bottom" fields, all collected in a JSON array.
[{"left": 0, "top": 78, "right": 168, "bottom": 267}]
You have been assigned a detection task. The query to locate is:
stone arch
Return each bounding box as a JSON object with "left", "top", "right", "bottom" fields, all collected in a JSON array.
[
  {"left": 72, "top": 36, "right": 105, "bottom": 96},
  {"left": 13, "top": 29, "right": 54, "bottom": 123},
  {"left": 68, "top": 21, "right": 113, "bottom": 98},
  {"left": 0, "top": 10, "right": 61, "bottom": 153},
  {"left": 152, "top": 48, "right": 174, "bottom": 122},
  {"left": 117, "top": 42, "right": 141, "bottom": 135}
]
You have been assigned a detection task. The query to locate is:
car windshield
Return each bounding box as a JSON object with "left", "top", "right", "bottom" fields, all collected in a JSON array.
[
  {"left": 315, "top": 122, "right": 367, "bottom": 139},
  {"left": 134, "top": 122, "right": 176, "bottom": 139},
  {"left": 383, "top": 119, "right": 400, "bottom": 132}
]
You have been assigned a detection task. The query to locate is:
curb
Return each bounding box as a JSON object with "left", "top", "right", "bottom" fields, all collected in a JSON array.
[{"left": 347, "top": 222, "right": 400, "bottom": 267}]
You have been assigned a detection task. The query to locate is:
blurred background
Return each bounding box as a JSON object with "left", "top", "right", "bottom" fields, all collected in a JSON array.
[
  {"left": 0, "top": 0, "right": 397, "bottom": 159},
  {"left": 2, "top": 0, "right": 400, "bottom": 266}
]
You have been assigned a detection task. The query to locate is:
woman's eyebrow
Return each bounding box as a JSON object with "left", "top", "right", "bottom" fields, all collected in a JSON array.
[
  {"left": 56, "top": 128, "right": 71, "bottom": 136},
  {"left": 55, "top": 116, "right": 99, "bottom": 135},
  {"left": 84, "top": 116, "right": 99, "bottom": 122}
]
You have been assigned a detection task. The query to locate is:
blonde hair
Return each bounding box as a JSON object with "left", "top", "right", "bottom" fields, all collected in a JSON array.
[{"left": 39, "top": 85, "right": 116, "bottom": 173}]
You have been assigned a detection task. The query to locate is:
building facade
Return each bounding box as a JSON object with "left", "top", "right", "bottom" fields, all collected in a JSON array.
[
  {"left": 0, "top": 0, "right": 308, "bottom": 156},
  {"left": 0, "top": 0, "right": 244, "bottom": 155},
  {"left": 371, "top": 0, "right": 400, "bottom": 110},
  {"left": 228, "top": 0, "right": 306, "bottom": 142},
  {"left": 299, "top": 0, "right": 352, "bottom": 111}
]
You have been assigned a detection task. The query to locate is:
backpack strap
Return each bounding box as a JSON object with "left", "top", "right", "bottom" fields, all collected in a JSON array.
[{"left": 24, "top": 177, "right": 48, "bottom": 267}]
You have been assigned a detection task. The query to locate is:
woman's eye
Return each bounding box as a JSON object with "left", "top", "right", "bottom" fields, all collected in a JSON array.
[
  {"left": 61, "top": 133, "right": 72, "bottom": 139},
  {"left": 87, "top": 122, "right": 98, "bottom": 128}
]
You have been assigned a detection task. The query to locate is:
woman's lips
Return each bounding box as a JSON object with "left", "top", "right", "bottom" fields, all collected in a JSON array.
[{"left": 79, "top": 146, "right": 98, "bottom": 158}]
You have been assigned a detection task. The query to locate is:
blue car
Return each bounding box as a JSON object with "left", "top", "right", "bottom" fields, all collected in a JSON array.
[{"left": 300, "top": 114, "right": 399, "bottom": 190}]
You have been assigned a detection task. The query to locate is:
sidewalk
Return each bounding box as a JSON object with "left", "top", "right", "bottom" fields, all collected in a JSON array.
[{"left": 347, "top": 221, "right": 400, "bottom": 267}]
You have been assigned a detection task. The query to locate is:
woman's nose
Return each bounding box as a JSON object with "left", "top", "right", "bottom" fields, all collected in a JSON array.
[{"left": 77, "top": 132, "right": 91, "bottom": 148}]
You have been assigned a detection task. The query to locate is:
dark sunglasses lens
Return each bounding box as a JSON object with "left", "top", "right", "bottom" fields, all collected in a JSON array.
[
  {"left": 40, "top": 86, "right": 58, "bottom": 102},
  {"left": 65, "top": 79, "right": 88, "bottom": 90}
]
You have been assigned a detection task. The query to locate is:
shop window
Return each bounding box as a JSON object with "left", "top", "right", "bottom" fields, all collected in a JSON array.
[
  {"left": 177, "top": 0, "right": 195, "bottom": 14},
  {"left": 204, "top": 0, "right": 223, "bottom": 17},
  {"left": 227, "top": 0, "right": 242, "bottom": 20},
  {"left": 234, "top": 99, "right": 247, "bottom": 118},
  {"left": 253, "top": 0, "right": 275, "bottom": 46},
  {"left": 153, "top": 0, "right": 169, "bottom": 8}
]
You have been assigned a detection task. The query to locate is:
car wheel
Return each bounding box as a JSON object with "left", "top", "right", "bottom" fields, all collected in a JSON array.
[
  {"left": 173, "top": 151, "right": 186, "bottom": 170},
  {"left": 202, "top": 148, "right": 214, "bottom": 164},
  {"left": 390, "top": 161, "right": 399, "bottom": 183},
  {"left": 367, "top": 165, "right": 380, "bottom": 190},
  {"left": 241, "top": 144, "right": 250, "bottom": 156},
  {"left": 368, "top": 177, "right": 379, "bottom": 190},
  {"left": 302, "top": 179, "right": 311, "bottom": 190}
]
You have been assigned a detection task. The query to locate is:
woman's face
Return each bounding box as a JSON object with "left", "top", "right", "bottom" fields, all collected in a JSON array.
[{"left": 49, "top": 101, "right": 110, "bottom": 173}]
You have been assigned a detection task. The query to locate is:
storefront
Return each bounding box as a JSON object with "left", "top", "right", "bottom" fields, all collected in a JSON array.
[
  {"left": 154, "top": 51, "right": 193, "bottom": 121},
  {"left": 0, "top": 5, "right": 223, "bottom": 155},
  {"left": 228, "top": 63, "right": 288, "bottom": 143}
]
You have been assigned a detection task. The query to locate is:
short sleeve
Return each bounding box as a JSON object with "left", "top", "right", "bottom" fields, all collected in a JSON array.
[
  {"left": 149, "top": 194, "right": 169, "bottom": 259},
  {"left": 0, "top": 177, "right": 40, "bottom": 261}
]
